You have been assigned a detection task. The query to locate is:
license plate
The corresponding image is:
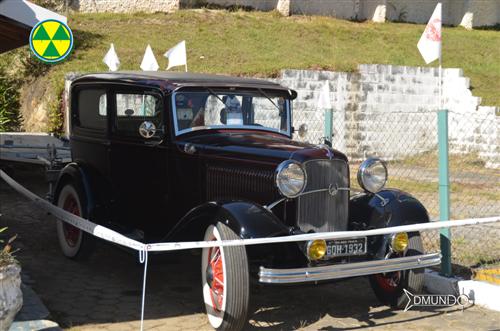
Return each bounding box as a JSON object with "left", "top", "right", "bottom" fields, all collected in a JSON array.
[{"left": 325, "top": 237, "right": 367, "bottom": 258}]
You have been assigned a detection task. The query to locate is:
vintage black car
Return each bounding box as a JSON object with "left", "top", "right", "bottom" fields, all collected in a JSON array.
[{"left": 52, "top": 72, "right": 441, "bottom": 331}]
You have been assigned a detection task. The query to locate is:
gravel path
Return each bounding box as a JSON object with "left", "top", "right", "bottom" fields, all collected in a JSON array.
[{"left": 1, "top": 165, "right": 499, "bottom": 330}]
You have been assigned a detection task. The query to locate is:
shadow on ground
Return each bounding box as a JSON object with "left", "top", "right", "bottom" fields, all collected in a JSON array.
[{"left": 1, "top": 165, "right": 498, "bottom": 330}]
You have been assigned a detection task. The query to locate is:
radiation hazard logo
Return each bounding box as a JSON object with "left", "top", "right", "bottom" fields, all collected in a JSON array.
[{"left": 29, "top": 19, "right": 73, "bottom": 63}]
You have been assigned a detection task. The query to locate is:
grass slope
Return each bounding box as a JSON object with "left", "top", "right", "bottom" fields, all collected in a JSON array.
[
  {"left": 59, "top": 10, "right": 500, "bottom": 105},
  {"left": 1, "top": 9, "right": 499, "bottom": 131}
]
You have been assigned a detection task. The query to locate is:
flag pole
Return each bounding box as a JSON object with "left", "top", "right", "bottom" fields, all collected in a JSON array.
[{"left": 437, "top": 18, "right": 452, "bottom": 277}]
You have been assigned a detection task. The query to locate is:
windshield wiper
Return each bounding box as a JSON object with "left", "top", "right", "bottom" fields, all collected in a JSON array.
[
  {"left": 258, "top": 88, "right": 281, "bottom": 112},
  {"left": 206, "top": 87, "right": 226, "bottom": 105}
]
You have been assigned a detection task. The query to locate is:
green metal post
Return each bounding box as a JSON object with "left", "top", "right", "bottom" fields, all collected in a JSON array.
[
  {"left": 324, "top": 109, "right": 333, "bottom": 145},
  {"left": 438, "top": 109, "right": 452, "bottom": 277}
]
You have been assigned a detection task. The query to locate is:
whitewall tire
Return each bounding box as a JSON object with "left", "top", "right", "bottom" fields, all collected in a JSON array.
[
  {"left": 201, "top": 222, "right": 249, "bottom": 331},
  {"left": 56, "top": 182, "right": 94, "bottom": 259}
]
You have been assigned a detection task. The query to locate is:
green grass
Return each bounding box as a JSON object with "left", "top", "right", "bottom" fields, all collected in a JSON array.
[{"left": 4, "top": 9, "right": 500, "bottom": 101}]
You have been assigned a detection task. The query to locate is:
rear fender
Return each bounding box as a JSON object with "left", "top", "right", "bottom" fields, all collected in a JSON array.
[{"left": 53, "top": 162, "right": 110, "bottom": 222}]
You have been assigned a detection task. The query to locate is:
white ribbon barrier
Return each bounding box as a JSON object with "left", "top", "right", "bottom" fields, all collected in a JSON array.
[
  {"left": 2, "top": 168, "right": 500, "bottom": 331},
  {"left": 2, "top": 169, "right": 499, "bottom": 252}
]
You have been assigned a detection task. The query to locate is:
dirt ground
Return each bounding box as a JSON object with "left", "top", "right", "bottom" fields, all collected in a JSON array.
[{"left": 1, "top": 165, "right": 499, "bottom": 331}]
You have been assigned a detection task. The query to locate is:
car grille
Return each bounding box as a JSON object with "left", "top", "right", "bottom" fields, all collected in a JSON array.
[
  {"left": 297, "top": 159, "right": 349, "bottom": 233},
  {"left": 206, "top": 165, "right": 279, "bottom": 204}
]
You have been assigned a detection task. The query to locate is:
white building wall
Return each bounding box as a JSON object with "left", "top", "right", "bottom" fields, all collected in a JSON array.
[
  {"left": 276, "top": 65, "right": 499, "bottom": 168},
  {"left": 72, "top": 0, "right": 180, "bottom": 13}
]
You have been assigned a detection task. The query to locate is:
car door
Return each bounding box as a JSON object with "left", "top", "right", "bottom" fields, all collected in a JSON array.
[{"left": 108, "top": 85, "right": 170, "bottom": 240}]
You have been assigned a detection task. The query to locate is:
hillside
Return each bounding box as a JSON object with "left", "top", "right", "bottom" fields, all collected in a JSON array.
[{"left": 1, "top": 9, "right": 499, "bottom": 131}]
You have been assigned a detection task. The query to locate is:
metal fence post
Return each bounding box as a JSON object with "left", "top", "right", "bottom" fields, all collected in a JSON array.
[
  {"left": 324, "top": 109, "right": 333, "bottom": 145},
  {"left": 438, "top": 109, "right": 452, "bottom": 277}
]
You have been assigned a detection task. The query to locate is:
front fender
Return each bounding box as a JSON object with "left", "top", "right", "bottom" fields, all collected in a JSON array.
[
  {"left": 350, "top": 189, "right": 430, "bottom": 257},
  {"left": 350, "top": 189, "right": 430, "bottom": 228},
  {"left": 164, "top": 201, "right": 306, "bottom": 267},
  {"left": 165, "top": 200, "right": 290, "bottom": 241}
]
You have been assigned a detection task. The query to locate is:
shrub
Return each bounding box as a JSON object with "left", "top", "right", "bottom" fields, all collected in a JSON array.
[
  {"left": 0, "top": 227, "right": 17, "bottom": 268},
  {"left": 0, "top": 66, "right": 21, "bottom": 132}
]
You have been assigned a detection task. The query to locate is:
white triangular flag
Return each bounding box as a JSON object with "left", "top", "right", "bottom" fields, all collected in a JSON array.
[
  {"left": 317, "top": 82, "right": 332, "bottom": 109},
  {"left": 140, "top": 44, "right": 159, "bottom": 71},
  {"left": 417, "top": 3, "right": 442, "bottom": 64},
  {"left": 164, "top": 40, "right": 187, "bottom": 71},
  {"left": 103, "top": 43, "right": 120, "bottom": 71}
]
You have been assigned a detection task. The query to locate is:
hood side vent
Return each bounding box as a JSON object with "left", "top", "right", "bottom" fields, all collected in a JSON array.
[{"left": 206, "top": 165, "right": 279, "bottom": 204}]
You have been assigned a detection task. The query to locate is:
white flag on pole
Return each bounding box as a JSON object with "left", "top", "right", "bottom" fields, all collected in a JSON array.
[
  {"left": 317, "top": 82, "right": 331, "bottom": 109},
  {"left": 140, "top": 44, "right": 159, "bottom": 71},
  {"left": 417, "top": 3, "right": 442, "bottom": 64},
  {"left": 164, "top": 40, "right": 187, "bottom": 71},
  {"left": 103, "top": 43, "right": 120, "bottom": 71}
]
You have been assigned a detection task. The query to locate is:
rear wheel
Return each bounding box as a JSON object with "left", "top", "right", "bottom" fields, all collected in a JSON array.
[
  {"left": 201, "top": 223, "right": 249, "bottom": 331},
  {"left": 56, "top": 182, "right": 94, "bottom": 260},
  {"left": 369, "top": 232, "right": 425, "bottom": 308}
]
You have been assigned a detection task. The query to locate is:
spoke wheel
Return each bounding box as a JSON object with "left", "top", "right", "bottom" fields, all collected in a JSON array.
[
  {"left": 56, "top": 182, "right": 94, "bottom": 260},
  {"left": 369, "top": 232, "right": 425, "bottom": 308},
  {"left": 201, "top": 223, "right": 249, "bottom": 331},
  {"left": 62, "top": 194, "right": 82, "bottom": 247}
]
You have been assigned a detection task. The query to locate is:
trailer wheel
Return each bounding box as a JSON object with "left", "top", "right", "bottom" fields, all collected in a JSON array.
[
  {"left": 56, "top": 182, "right": 94, "bottom": 260},
  {"left": 201, "top": 223, "right": 249, "bottom": 331}
]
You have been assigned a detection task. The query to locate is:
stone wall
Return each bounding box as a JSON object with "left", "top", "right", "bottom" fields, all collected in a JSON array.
[
  {"left": 197, "top": 0, "right": 500, "bottom": 28},
  {"left": 71, "top": 0, "right": 180, "bottom": 13},
  {"left": 70, "top": 0, "right": 500, "bottom": 28},
  {"left": 276, "top": 66, "right": 499, "bottom": 168}
]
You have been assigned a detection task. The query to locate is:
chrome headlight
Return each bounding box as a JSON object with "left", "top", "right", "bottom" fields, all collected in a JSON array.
[
  {"left": 275, "top": 160, "right": 306, "bottom": 198},
  {"left": 357, "top": 158, "right": 388, "bottom": 193}
]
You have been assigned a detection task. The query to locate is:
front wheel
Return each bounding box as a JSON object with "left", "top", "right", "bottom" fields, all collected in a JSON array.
[
  {"left": 201, "top": 223, "right": 249, "bottom": 331},
  {"left": 369, "top": 232, "right": 425, "bottom": 308}
]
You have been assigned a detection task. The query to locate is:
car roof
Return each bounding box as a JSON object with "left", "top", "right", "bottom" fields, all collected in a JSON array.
[{"left": 72, "top": 71, "right": 295, "bottom": 97}]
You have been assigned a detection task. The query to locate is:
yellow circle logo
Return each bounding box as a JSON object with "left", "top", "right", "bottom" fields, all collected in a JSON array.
[{"left": 29, "top": 19, "right": 73, "bottom": 63}]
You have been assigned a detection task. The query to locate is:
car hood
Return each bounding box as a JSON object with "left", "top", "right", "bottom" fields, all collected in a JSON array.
[{"left": 175, "top": 131, "right": 348, "bottom": 165}]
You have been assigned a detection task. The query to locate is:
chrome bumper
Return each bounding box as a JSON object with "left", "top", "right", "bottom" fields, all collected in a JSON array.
[{"left": 259, "top": 253, "right": 441, "bottom": 284}]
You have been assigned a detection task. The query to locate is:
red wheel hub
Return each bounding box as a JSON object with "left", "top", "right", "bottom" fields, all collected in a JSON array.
[
  {"left": 206, "top": 245, "right": 224, "bottom": 312},
  {"left": 374, "top": 272, "right": 401, "bottom": 292},
  {"left": 62, "top": 194, "right": 81, "bottom": 247}
]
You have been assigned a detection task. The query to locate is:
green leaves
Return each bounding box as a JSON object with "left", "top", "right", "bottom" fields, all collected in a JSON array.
[{"left": 0, "top": 66, "right": 21, "bottom": 132}]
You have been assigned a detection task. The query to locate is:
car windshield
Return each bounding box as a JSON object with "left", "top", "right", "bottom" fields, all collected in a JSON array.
[{"left": 172, "top": 89, "right": 291, "bottom": 136}]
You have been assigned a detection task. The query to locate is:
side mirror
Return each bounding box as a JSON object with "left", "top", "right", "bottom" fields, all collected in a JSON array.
[{"left": 298, "top": 123, "right": 308, "bottom": 138}]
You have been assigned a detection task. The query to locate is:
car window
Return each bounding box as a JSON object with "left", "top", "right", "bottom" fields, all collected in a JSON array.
[
  {"left": 76, "top": 89, "right": 107, "bottom": 130},
  {"left": 114, "top": 92, "right": 162, "bottom": 138},
  {"left": 173, "top": 90, "right": 290, "bottom": 135},
  {"left": 116, "top": 94, "right": 158, "bottom": 117}
]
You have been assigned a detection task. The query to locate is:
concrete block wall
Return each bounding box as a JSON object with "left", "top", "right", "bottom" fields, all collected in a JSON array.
[
  {"left": 70, "top": 0, "right": 499, "bottom": 28},
  {"left": 198, "top": 0, "right": 499, "bottom": 28},
  {"left": 276, "top": 65, "right": 499, "bottom": 168},
  {"left": 71, "top": 0, "right": 180, "bottom": 13}
]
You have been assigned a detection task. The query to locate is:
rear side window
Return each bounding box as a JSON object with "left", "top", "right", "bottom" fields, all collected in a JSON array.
[
  {"left": 114, "top": 92, "right": 162, "bottom": 138},
  {"left": 116, "top": 94, "right": 158, "bottom": 117},
  {"left": 76, "top": 89, "right": 107, "bottom": 130}
]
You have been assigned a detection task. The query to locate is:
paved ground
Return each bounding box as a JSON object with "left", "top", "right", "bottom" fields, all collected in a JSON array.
[{"left": 1, "top": 166, "right": 499, "bottom": 331}]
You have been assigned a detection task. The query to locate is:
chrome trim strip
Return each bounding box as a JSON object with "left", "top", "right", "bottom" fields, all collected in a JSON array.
[
  {"left": 299, "top": 186, "right": 352, "bottom": 197},
  {"left": 264, "top": 197, "right": 286, "bottom": 210},
  {"left": 258, "top": 252, "right": 441, "bottom": 284}
]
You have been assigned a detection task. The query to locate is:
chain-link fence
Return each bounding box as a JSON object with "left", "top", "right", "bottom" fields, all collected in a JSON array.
[{"left": 293, "top": 104, "right": 500, "bottom": 274}]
